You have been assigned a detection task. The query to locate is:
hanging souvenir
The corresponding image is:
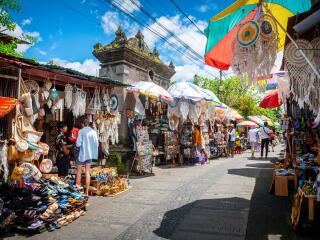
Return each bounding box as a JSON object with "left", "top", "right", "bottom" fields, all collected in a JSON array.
[
  {"left": 50, "top": 88, "right": 59, "bottom": 101},
  {"left": 44, "top": 79, "right": 52, "bottom": 91},
  {"left": 101, "top": 88, "right": 110, "bottom": 112},
  {"left": 24, "top": 80, "right": 39, "bottom": 95},
  {"left": 179, "top": 101, "right": 189, "bottom": 121},
  {"left": 237, "top": 20, "right": 260, "bottom": 47},
  {"left": 64, "top": 84, "right": 73, "bottom": 109},
  {"left": 110, "top": 94, "right": 118, "bottom": 111},
  {"left": 145, "top": 97, "right": 149, "bottom": 110},
  {"left": 285, "top": 39, "right": 314, "bottom": 67},
  {"left": 258, "top": 14, "right": 277, "bottom": 40},
  {"left": 87, "top": 87, "right": 102, "bottom": 114}
]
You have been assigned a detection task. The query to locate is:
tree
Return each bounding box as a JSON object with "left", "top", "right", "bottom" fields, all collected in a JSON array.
[
  {"left": 0, "top": 0, "right": 35, "bottom": 57},
  {"left": 194, "top": 74, "right": 280, "bottom": 122}
]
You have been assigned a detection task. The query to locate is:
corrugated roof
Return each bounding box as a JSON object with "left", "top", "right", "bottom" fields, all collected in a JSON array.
[{"left": 0, "top": 52, "right": 129, "bottom": 87}]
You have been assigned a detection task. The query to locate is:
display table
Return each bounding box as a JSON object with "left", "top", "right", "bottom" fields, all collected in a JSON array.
[
  {"left": 270, "top": 174, "right": 298, "bottom": 196},
  {"left": 303, "top": 194, "right": 317, "bottom": 221}
]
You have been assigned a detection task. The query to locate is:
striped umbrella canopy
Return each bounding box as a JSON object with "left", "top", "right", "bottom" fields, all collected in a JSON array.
[
  {"left": 204, "top": 0, "right": 311, "bottom": 70},
  {"left": 127, "top": 81, "right": 173, "bottom": 102},
  {"left": 0, "top": 97, "right": 18, "bottom": 118},
  {"left": 248, "top": 115, "right": 264, "bottom": 126},
  {"left": 237, "top": 120, "right": 258, "bottom": 127}
]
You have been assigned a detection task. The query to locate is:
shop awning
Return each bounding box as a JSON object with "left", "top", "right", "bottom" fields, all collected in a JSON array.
[
  {"left": 168, "top": 82, "right": 214, "bottom": 102},
  {"left": 127, "top": 81, "right": 173, "bottom": 102}
]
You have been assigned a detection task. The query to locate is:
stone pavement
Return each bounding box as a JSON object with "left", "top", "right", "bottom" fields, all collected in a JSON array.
[{"left": 4, "top": 147, "right": 283, "bottom": 240}]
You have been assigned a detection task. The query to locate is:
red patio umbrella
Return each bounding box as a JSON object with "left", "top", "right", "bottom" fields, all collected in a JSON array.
[{"left": 259, "top": 90, "right": 282, "bottom": 109}]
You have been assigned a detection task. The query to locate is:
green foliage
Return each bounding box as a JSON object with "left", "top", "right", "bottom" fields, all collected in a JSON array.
[
  {"left": 107, "top": 151, "right": 127, "bottom": 173},
  {"left": 0, "top": 0, "right": 37, "bottom": 57},
  {"left": 170, "top": 80, "right": 176, "bottom": 86},
  {"left": 0, "top": 0, "right": 21, "bottom": 32},
  {"left": 194, "top": 75, "right": 281, "bottom": 121}
]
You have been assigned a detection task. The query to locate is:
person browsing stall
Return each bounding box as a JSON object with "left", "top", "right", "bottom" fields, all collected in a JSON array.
[
  {"left": 260, "top": 122, "right": 271, "bottom": 158},
  {"left": 248, "top": 126, "right": 259, "bottom": 158},
  {"left": 76, "top": 116, "right": 99, "bottom": 196},
  {"left": 55, "top": 122, "right": 72, "bottom": 177}
]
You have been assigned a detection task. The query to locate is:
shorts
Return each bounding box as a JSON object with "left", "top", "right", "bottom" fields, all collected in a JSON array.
[
  {"left": 227, "top": 141, "right": 235, "bottom": 149},
  {"left": 250, "top": 142, "right": 256, "bottom": 149},
  {"left": 76, "top": 159, "right": 93, "bottom": 166}
]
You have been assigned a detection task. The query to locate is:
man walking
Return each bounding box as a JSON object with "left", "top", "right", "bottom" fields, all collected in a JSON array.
[
  {"left": 76, "top": 116, "right": 98, "bottom": 196},
  {"left": 260, "top": 122, "right": 271, "bottom": 158},
  {"left": 248, "top": 126, "right": 259, "bottom": 157}
]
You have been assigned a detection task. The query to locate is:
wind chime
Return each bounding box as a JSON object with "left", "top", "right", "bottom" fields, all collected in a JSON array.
[{"left": 231, "top": 10, "right": 279, "bottom": 87}]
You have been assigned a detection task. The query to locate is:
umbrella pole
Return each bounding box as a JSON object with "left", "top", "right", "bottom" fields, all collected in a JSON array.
[{"left": 262, "top": 5, "right": 320, "bottom": 79}]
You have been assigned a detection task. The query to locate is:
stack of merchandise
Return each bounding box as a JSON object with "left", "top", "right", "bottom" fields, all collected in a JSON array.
[
  {"left": 0, "top": 176, "right": 87, "bottom": 234},
  {"left": 89, "top": 167, "right": 129, "bottom": 197},
  {"left": 135, "top": 126, "right": 153, "bottom": 174},
  {"left": 146, "top": 118, "right": 170, "bottom": 135},
  {"left": 164, "top": 132, "right": 179, "bottom": 163}
]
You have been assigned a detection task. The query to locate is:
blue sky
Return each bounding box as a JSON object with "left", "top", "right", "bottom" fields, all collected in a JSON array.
[{"left": 9, "top": 0, "right": 235, "bottom": 81}]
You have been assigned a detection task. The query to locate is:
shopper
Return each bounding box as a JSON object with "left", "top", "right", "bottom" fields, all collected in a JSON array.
[
  {"left": 192, "top": 125, "right": 202, "bottom": 162},
  {"left": 269, "top": 128, "right": 275, "bottom": 152},
  {"left": 76, "top": 116, "right": 99, "bottom": 196},
  {"left": 55, "top": 122, "right": 72, "bottom": 177},
  {"left": 227, "top": 124, "right": 236, "bottom": 158},
  {"left": 248, "top": 126, "right": 259, "bottom": 157},
  {"left": 260, "top": 122, "right": 271, "bottom": 158}
]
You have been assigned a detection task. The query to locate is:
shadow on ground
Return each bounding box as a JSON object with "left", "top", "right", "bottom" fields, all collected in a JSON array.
[
  {"left": 153, "top": 197, "right": 250, "bottom": 240},
  {"left": 228, "top": 159, "right": 320, "bottom": 240}
]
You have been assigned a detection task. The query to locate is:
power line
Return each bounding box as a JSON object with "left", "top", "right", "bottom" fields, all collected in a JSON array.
[
  {"left": 129, "top": 0, "right": 204, "bottom": 62},
  {"left": 169, "top": 0, "right": 205, "bottom": 35}
]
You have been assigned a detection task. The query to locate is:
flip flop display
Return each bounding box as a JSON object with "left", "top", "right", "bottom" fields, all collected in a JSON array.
[{"left": 0, "top": 176, "right": 87, "bottom": 234}]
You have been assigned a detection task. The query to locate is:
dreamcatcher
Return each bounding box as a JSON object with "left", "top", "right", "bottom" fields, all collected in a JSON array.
[
  {"left": 179, "top": 101, "right": 189, "bottom": 121},
  {"left": 231, "top": 15, "right": 278, "bottom": 86},
  {"left": 101, "top": 88, "right": 110, "bottom": 112},
  {"left": 71, "top": 87, "right": 87, "bottom": 118},
  {"left": 284, "top": 39, "right": 314, "bottom": 109},
  {"left": 64, "top": 84, "right": 73, "bottom": 109},
  {"left": 86, "top": 87, "right": 102, "bottom": 115}
]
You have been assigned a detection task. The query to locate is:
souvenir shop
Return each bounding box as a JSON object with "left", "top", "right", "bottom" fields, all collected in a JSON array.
[
  {"left": 268, "top": 3, "right": 320, "bottom": 231},
  {"left": 167, "top": 82, "right": 218, "bottom": 163},
  {"left": 126, "top": 81, "right": 179, "bottom": 174},
  {"left": 0, "top": 53, "right": 128, "bottom": 234}
]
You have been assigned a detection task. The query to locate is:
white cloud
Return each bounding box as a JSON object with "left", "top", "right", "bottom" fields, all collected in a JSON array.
[
  {"left": 112, "top": 0, "right": 140, "bottom": 13},
  {"left": 50, "top": 43, "right": 57, "bottom": 50},
  {"left": 21, "top": 18, "right": 32, "bottom": 26},
  {"left": 1, "top": 23, "right": 41, "bottom": 53},
  {"left": 197, "top": 1, "right": 218, "bottom": 13},
  {"left": 101, "top": 11, "right": 139, "bottom": 37},
  {"left": 50, "top": 58, "right": 100, "bottom": 76},
  {"left": 38, "top": 49, "right": 47, "bottom": 56}
]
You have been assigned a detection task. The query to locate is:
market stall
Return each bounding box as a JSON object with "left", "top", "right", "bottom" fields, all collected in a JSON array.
[
  {"left": 0, "top": 53, "right": 127, "bottom": 234},
  {"left": 126, "top": 81, "right": 176, "bottom": 170},
  {"left": 167, "top": 82, "right": 220, "bottom": 163}
]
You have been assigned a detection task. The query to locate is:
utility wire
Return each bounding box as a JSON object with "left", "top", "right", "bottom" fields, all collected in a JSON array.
[
  {"left": 129, "top": 0, "right": 204, "bottom": 62},
  {"left": 169, "top": 0, "right": 205, "bottom": 35}
]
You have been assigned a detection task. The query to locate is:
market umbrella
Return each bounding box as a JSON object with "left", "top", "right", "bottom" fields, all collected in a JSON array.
[
  {"left": 237, "top": 120, "right": 258, "bottom": 127},
  {"left": 204, "top": 0, "right": 311, "bottom": 70},
  {"left": 168, "top": 82, "right": 213, "bottom": 102},
  {"left": 127, "top": 81, "right": 173, "bottom": 102},
  {"left": 248, "top": 115, "right": 264, "bottom": 126},
  {"left": 259, "top": 89, "right": 282, "bottom": 108},
  {"left": 0, "top": 97, "right": 18, "bottom": 117},
  {"left": 202, "top": 89, "right": 221, "bottom": 104},
  {"left": 228, "top": 108, "right": 244, "bottom": 122}
]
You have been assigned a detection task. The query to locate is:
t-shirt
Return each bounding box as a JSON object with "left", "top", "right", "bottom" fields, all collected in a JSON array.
[
  {"left": 228, "top": 129, "right": 236, "bottom": 142},
  {"left": 76, "top": 127, "right": 99, "bottom": 162},
  {"left": 248, "top": 129, "right": 259, "bottom": 143},
  {"left": 260, "top": 126, "right": 271, "bottom": 140},
  {"left": 56, "top": 133, "right": 68, "bottom": 158}
]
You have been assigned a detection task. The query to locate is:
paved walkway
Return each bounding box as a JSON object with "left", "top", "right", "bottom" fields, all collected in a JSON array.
[{"left": 4, "top": 147, "right": 284, "bottom": 240}]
